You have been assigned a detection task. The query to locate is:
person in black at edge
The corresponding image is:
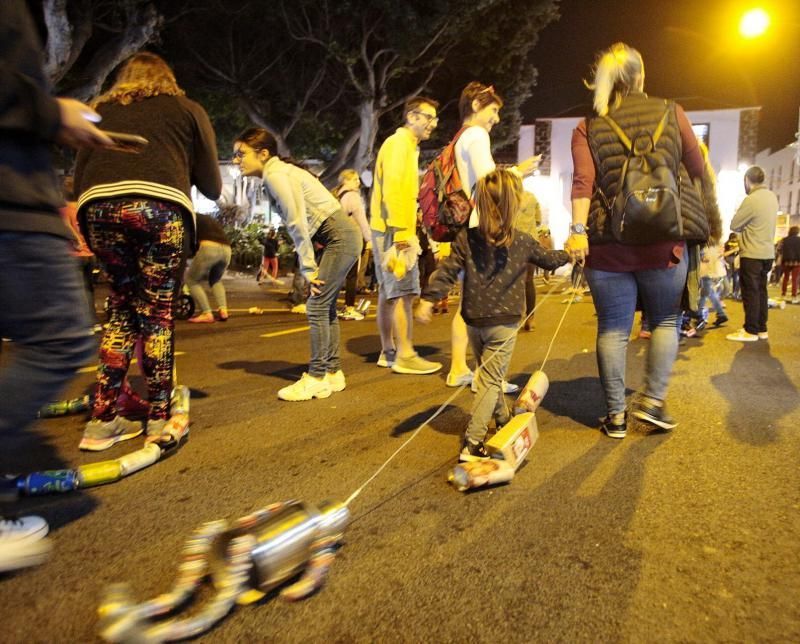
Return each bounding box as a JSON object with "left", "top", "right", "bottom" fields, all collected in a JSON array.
[{"left": 0, "top": 0, "right": 113, "bottom": 573}]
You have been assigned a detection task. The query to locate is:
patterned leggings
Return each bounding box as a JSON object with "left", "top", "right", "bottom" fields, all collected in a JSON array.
[{"left": 85, "top": 199, "right": 185, "bottom": 421}]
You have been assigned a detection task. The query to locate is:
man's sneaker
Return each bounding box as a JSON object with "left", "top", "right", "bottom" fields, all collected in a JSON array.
[
  {"left": 339, "top": 307, "right": 364, "bottom": 321},
  {"left": 325, "top": 370, "right": 346, "bottom": 392},
  {"left": 79, "top": 416, "right": 143, "bottom": 451},
  {"left": 713, "top": 314, "right": 729, "bottom": 327},
  {"left": 278, "top": 373, "right": 332, "bottom": 401},
  {"left": 446, "top": 371, "right": 473, "bottom": 387},
  {"left": 459, "top": 440, "right": 491, "bottom": 462},
  {"left": 0, "top": 516, "right": 52, "bottom": 573},
  {"left": 600, "top": 414, "right": 627, "bottom": 439},
  {"left": 726, "top": 328, "right": 758, "bottom": 342},
  {"left": 470, "top": 378, "right": 520, "bottom": 394},
  {"left": 632, "top": 398, "right": 677, "bottom": 430},
  {"left": 758, "top": 332, "right": 769, "bottom": 340},
  {"left": 391, "top": 353, "right": 442, "bottom": 375},
  {"left": 377, "top": 350, "right": 396, "bottom": 368}
]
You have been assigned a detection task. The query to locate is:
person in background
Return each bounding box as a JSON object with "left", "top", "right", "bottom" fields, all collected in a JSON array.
[
  {"left": 0, "top": 0, "right": 112, "bottom": 573},
  {"left": 517, "top": 191, "right": 541, "bottom": 332},
  {"left": 186, "top": 213, "right": 232, "bottom": 323},
  {"left": 370, "top": 97, "right": 443, "bottom": 375},
  {"left": 723, "top": 232, "right": 740, "bottom": 299},
  {"left": 445, "top": 82, "right": 537, "bottom": 391},
  {"left": 233, "top": 128, "right": 361, "bottom": 400},
  {"left": 74, "top": 52, "right": 221, "bottom": 448},
  {"left": 258, "top": 228, "right": 279, "bottom": 284},
  {"left": 780, "top": 226, "right": 800, "bottom": 304},
  {"left": 726, "top": 166, "right": 778, "bottom": 342},
  {"left": 334, "top": 169, "right": 371, "bottom": 321},
  {"left": 566, "top": 42, "right": 707, "bottom": 438},
  {"left": 697, "top": 243, "right": 729, "bottom": 327}
]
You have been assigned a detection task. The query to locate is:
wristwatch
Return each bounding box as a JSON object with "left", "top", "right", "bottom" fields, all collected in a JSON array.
[{"left": 570, "top": 223, "right": 587, "bottom": 235}]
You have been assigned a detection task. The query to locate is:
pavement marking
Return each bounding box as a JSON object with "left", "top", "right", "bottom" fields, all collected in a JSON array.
[
  {"left": 77, "top": 351, "right": 186, "bottom": 373},
  {"left": 260, "top": 326, "right": 310, "bottom": 338}
]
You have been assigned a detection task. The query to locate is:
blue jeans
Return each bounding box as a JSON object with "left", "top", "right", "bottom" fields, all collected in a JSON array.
[
  {"left": 585, "top": 253, "right": 687, "bottom": 416},
  {"left": 186, "top": 243, "right": 232, "bottom": 313},
  {"left": 306, "top": 210, "right": 362, "bottom": 376},
  {"left": 0, "top": 232, "right": 96, "bottom": 435},
  {"left": 698, "top": 276, "right": 725, "bottom": 316},
  {"left": 466, "top": 324, "right": 517, "bottom": 444}
]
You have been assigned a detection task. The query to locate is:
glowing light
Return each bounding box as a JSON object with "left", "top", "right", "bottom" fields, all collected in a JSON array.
[{"left": 739, "top": 8, "right": 770, "bottom": 39}]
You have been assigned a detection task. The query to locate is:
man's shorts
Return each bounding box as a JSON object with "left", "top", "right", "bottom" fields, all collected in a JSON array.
[{"left": 371, "top": 229, "right": 420, "bottom": 300}]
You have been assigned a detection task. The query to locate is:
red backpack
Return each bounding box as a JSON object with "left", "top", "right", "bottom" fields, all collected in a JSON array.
[{"left": 419, "top": 127, "right": 472, "bottom": 242}]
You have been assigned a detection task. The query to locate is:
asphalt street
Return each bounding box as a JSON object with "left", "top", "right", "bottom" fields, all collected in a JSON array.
[{"left": 2, "top": 271, "right": 799, "bottom": 643}]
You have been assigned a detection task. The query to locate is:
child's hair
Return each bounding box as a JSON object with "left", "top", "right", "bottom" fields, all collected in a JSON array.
[{"left": 475, "top": 168, "right": 521, "bottom": 248}]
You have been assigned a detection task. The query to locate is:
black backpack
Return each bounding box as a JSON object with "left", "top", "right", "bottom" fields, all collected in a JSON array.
[{"left": 597, "top": 107, "right": 683, "bottom": 244}]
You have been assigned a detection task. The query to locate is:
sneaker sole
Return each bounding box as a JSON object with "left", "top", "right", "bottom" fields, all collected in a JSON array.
[
  {"left": 328, "top": 382, "right": 346, "bottom": 392},
  {"left": 0, "top": 539, "right": 53, "bottom": 573},
  {"left": 79, "top": 429, "right": 143, "bottom": 452},
  {"left": 727, "top": 336, "right": 757, "bottom": 342},
  {"left": 392, "top": 364, "right": 442, "bottom": 375},
  {"left": 277, "top": 389, "right": 332, "bottom": 402},
  {"left": 602, "top": 427, "right": 627, "bottom": 439},
  {"left": 631, "top": 410, "right": 677, "bottom": 430}
]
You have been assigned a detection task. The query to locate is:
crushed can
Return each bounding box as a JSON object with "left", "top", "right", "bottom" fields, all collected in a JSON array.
[
  {"left": 38, "top": 395, "right": 91, "bottom": 418},
  {"left": 486, "top": 412, "right": 539, "bottom": 470},
  {"left": 170, "top": 385, "right": 190, "bottom": 416},
  {"left": 77, "top": 460, "right": 123, "bottom": 488},
  {"left": 118, "top": 444, "right": 161, "bottom": 477},
  {"left": 449, "top": 459, "right": 515, "bottom": 492},
  {"left": 513, "top": 370, "right": 549, "bottom": 414},
  {"left": 17, "top": 470, "right": 79, "bottom": 495}
]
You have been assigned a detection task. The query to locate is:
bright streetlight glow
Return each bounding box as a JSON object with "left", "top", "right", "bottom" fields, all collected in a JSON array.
[{"left": 739, "top": 8, "right": 770, "bottom": 38}]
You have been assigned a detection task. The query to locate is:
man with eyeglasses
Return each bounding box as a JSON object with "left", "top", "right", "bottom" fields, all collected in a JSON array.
[{"left": 369, "top": 97, "right": 442, "bottom": 375}]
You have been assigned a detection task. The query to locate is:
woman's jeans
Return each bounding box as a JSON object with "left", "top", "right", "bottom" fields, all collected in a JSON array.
[
  {"left": 186, "top": 243, "right": 232, "bottom": 313},
  {"left": 698, "top": 276, "right": 725, "bottom": 316},
  {"left": 307, "top": 210, "right": 362, "bottom": 377},
  {"left": 585, "top": 253, "right": 687, "bottom": 416}
]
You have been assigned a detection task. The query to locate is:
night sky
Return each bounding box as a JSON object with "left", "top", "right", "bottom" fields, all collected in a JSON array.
[{"left": 525, "top": 0, "right": 800, "bottom": 152}]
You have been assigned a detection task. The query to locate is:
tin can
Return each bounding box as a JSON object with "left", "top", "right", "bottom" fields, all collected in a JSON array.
[
  {"left": 170, "top": 385, "right": 191, "bottom": 416},
  {"left": 77, "top": 460, "right": 123, "bottom": 488},
  {"left": 1, "top": 475, "right": 21, "bottom": 502},
  {"left": 449, "top": 459, "right": 515, "bottom": 492},
  {"left": 118, "top": 443, "right": 161, "bottom": 476},
  {"left": 38, "top": 395, "right": 91, "bottom": 418},
  {"left": 513, "top": 370, "right": 549, "bottom": 414},
  {"left": 18, "top": 470, "right": 78, "bottom": 495}
]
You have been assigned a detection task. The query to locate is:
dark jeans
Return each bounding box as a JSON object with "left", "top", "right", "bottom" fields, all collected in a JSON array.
[
  {"left": 0, "top": 232, "right": 96, "bottom": 435},
  {"left": 739, "top": 257, "right": 772, "bottom": 335},
  {"left": 307, "top": 210, "right": 361, "bottom": 376}
]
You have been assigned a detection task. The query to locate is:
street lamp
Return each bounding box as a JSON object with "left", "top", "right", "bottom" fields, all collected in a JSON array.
[{"left": 739, "top": 8, "right": 770, "bottom": 38}]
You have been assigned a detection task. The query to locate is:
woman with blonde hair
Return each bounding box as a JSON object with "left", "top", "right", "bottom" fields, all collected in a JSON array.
[
  {"left": 333, "top": 169, "right": 371, "bottom": 320},
  {"left": 74, "top": 52, "right": 221, "bottom": 449},
  {"left": 566, "top": 42, "right": 708, "bottom": 439}
]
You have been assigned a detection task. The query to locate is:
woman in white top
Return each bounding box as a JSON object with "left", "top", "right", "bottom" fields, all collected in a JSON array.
[
  {"left": 446, "top": 82, "right": 538, "bottom": 390},
  {"left": 334, "top": 169, "right": 371, "bottom": 320}
]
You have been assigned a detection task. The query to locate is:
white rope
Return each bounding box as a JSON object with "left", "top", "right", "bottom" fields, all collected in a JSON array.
[{"left": 345, "top": 272, "right": 577, "bottom": 508}]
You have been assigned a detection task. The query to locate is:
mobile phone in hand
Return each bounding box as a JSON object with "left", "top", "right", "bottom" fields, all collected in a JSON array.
[{"left": 101, "top": 131, "right": 149, "bottom": 154}]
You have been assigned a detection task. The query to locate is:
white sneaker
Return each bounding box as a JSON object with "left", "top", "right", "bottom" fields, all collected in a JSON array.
[
  {"left": 278, "top": 373, "right": 332, "bottom": 401},
  {"left": 726, "top": 328, "right": 758, "bottom": 342},
  {"left": 0, "top": 516, "right": 52, "bottom": 573},
  {"left": 470, "top": 377, "right": 520, "bottom": 394},
  {"left": 325, "top": 370, "right": 346, "bottom": 392},
  {"left": 792, "top": 298, "right": 800, "bottom": 305},
  {"left": 446, "top": 371, "right": 473, "bottom": 387},
  {"left": 758, "top": 332, "right": 769, "bottom": 340},
  {"left": 377, "top": 350, "right": 396, "bottom": 368}
]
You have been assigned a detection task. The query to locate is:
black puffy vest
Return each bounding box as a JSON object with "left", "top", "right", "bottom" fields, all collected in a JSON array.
[{"left": 586, "top": 93, "right": 708, "bottom": 244}]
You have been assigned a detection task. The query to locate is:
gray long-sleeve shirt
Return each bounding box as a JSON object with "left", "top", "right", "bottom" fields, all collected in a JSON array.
[
  {"left": 262, "top": 156, "right": 340, "bottom": 279},
  {"left": 730, "top": 185, "right": 778, "bottom": 260}
]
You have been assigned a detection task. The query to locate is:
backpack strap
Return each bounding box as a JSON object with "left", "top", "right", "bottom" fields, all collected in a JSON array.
[{"left": 603, "top": 106, "right": 671, "bottom": 151}]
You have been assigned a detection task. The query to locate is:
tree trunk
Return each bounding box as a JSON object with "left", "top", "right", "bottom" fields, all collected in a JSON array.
[
  {"left": 238, "top": 97, "right": 291, "bottom": 158},
  {"left": 352, "top": 100, "right": 381, "bottom": 176}
]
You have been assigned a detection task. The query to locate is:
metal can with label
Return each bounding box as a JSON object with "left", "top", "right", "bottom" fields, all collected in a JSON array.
[
  {"left": 18, "top": 470, "right": 79, "bottom": 495},
  {"left": 77, "top": 460, "right": 123, "bottom": 488},
  {"left": 448, "top": 459, "right": 515, "bottom": 492}
]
